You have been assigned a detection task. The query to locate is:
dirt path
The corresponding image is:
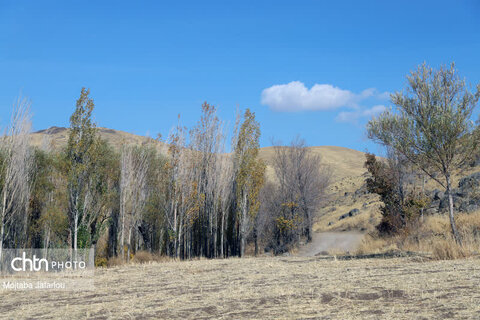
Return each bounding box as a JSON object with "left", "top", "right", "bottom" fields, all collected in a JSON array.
[{"left": 296, "top": 231, "right": 364, "bottom": 256}]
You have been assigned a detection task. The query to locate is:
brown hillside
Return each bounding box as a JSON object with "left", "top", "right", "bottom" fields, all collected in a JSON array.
[
  {"left": 258, "top": 145, "right": 367, "bottom": 183},
  {"left": 30, "top": 126, "right": 169, "bottom": 153}
]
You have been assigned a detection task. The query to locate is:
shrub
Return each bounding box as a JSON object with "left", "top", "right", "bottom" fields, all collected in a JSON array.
[
  {"left": 431, "top": 238, "right": 468, "bottom": 260},
  {"left": 95, "top": 257, "right": 108, "bottom": 268},
  {"left": 132, "top": 251, "right": 155, "bottom": 264},
  {"left": 107, "top": 256, "right": 125, "bottom": 267}
]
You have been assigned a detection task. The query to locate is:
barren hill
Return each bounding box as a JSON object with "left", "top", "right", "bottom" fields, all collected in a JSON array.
[
  {"left": 30, "top": 126, "right": 169, "bottom": 153},
  {"left": 258, "top": 145, "right": 367, "bottom": 183},
  {"left": 31, "top": 127, "right": 367, "bottom": 181}
]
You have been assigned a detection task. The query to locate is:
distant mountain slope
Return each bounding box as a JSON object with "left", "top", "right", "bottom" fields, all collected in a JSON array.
[
  {"left": 30, "top": 126, "right": 169, "bottom": 153},
  {"left": 258, "top": 145, "right": 367, "bottom": 183},
  {"left": 31, "top": 127, "right": 368, "bottom": 183}
]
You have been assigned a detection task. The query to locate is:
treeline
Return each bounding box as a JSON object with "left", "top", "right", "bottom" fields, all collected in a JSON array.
[{"left": 0, "top": 89, "right": 329, "bottom": 260}]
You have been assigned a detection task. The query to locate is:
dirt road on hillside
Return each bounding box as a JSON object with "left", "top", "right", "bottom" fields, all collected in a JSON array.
[{"left": 296, "top": 232, "right": 364, "bottom": 256}]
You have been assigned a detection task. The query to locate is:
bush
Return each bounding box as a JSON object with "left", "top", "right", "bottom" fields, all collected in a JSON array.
[
  {"left": 132, "top": 251, "right": 155, "bottom": 264},
  {"left": 95, "top": 257, "right": 108, "bottom": 268},
  {"left": 364, "top": 153, "right": 425, "bottom": 235},
  {"left": 107, "top": 256, "right": 126, "bottom": 267},
  {"left": 358, "top": 212, "right": 480, "bottom": 260},
  {"left": 431, "top": 239, "right": 468, "bottom": 260}
]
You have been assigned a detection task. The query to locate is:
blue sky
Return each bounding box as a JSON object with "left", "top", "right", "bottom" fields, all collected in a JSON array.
[{"left": 1, "top": 1, "right": 479, "bottom": 153}]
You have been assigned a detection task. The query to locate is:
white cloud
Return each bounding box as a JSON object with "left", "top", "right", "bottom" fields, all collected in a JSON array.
[
  {"left": 362, "top": 105, "right": 387, "bottom": 117},
  {"left": 376, "top": 91, "right": 391, "bottom": 100},
  {"left": 261, "top": 81, "right": 358, "bottom": 112},
  {"left": 261, "top": 81, "right": 388, "bottom": 112},
  {"left": 336, "top": 105, "right": 386, "bottom": 123}
]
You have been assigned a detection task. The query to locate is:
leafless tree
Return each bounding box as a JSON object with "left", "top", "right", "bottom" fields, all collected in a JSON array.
[
  {"left": 119, "top": 144, "right": 149, "bottom": 260},
  {"left": 263, "top": 137, "right": 330, "bottom": 253},
  {"left": 0, "top": 96, "right": 33, "bottom": 260}
]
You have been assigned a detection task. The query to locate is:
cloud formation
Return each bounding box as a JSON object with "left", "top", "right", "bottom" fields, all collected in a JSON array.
[
  {"left": 261, "top": 81, "right": 384, "bottom": 112},
  {"left": 336, "top": 105, "right": 386, "bottom": 123}
]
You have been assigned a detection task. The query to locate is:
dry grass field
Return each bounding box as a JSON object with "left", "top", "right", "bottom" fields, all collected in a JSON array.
[{"left": 2, "top": 256, "right": 480, "bottom": 319}]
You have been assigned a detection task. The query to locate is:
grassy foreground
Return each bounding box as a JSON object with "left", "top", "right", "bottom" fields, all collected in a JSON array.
[{"left": 2, "top": 256, "right": 480, "bottom": 319}]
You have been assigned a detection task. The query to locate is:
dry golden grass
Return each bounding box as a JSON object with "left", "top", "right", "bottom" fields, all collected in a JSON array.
[
  {"left": 1, "top": 256, "right": 479, "bottom": 319},
  {"left": 355, "top": 235, "right": 394, "bottom": 255},
  {"left": 357, "top": 212, "right": 480, "bottom": 260},
  {"left": 314, "top": 174, "right": 382, "bottom": 233},
  {"left": 258, "top": 145, "right": 367, "bottom": 183}
]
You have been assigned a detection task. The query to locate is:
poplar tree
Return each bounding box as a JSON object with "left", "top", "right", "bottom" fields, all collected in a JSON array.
[
  {"left": 66, "top": 88, "right": 97, "bottom": 251},
  {"left": 233, "top": 109, "right": 265, "bottom": 257}
]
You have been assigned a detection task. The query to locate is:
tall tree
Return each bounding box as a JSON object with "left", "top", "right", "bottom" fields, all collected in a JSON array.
[
  {"left": 0, "top": 96, "right": 33, "bottom": 261},
  {"left": 85, "top": 139, "right": 119, "bottom": 250},
  {"left": 119, "top": 144, "right": 149, "bottom": 260},
  {"left": 367, "top": 63, "right": 480, "bottom": 244},
  {"left": 66, "top": 88, "right": 98, "bottom": 251},
  {"left": 189, "top": 102, "right": 225, "bottom": 258},
  {"left": 233, "top": 109, "right": 265, "bottom": 257}
]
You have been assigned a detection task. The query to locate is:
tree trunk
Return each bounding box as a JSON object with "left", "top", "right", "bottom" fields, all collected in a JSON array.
[
  {"left": 176, "top": 215, "right": 183, "bottom": 259},
  {"left": 119, "top": 202, "right": 125, "bottom": 259},
  {"left": 446, "top": 175, "right": 462, "bottom": 245},
  {"left": 127, "top": 228, "right": 132, "bottom": 262},
  {"left": 73, "top": 208, "right": 78, "bottom": 261},
  {"left": 220, "top": 210, "right": 225, "bottom": 258},
  {"left": 0, "top": 191, "right": 6, "bottom": 262},
  {"left": 43, "top": 228, "right": 50, "bottom": 256},
  {"left": 253, "top": 224, "right": 258, "bottom": 256},
  {"left": 158, "top": 228, "right": 164, "bottom": 255},
  {"left": 0, "top": 214, "right": 4, "bottom": 264},
  {"left": 240, "top": 191, "right": 247, "bottom": 257},
  {"left": 305, "top": 226, "right": 312, "bottom": 243}
]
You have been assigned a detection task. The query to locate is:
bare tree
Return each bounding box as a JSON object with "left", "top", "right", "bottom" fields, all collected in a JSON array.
[
  {"left": 264, "top": 137, "right": 330, "bottom": 253},
  {"left": 119, "top": 144, "right": 150, "bottom": 260},
  {"left": 0, "top": 96, "right": 33, "bottom": 260},
  {"left": 164, "top": 117, "right": 188, "bottom": 258},
  {"left": 216, "top": 152, "right": 233, "bottom": 257}
]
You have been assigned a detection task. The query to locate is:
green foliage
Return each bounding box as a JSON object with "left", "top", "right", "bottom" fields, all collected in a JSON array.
[
  {"left": 95, "top": 257, "right": 108, "bottom": 268},
  {"left": 67, "top": 88, "right": 97, "bottom": 167},
  {"left": 27, "top": 149, "right": 56, "bottom": 247},
  {"left": 77, "top": 225, "right": 90, "bottom": 249},
  {"left": 235, "top": 109, "right": 265, "bottom": 219},
  {"left": 66, "top": 87, "right": 99, "bottom": 249},
  {"left": 367, "top": 63, "right": 480, "bottom": 187},
  {"left": 364, "top": 153, "right": 428, "bottom": 235}
]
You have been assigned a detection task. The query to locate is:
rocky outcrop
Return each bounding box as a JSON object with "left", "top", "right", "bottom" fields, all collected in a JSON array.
[
  {"left": 426, "top": 172, "right": 480, "bottom": 214},
  {"left": 339, "top": 208, "right": 360, "bottom": 220}
]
